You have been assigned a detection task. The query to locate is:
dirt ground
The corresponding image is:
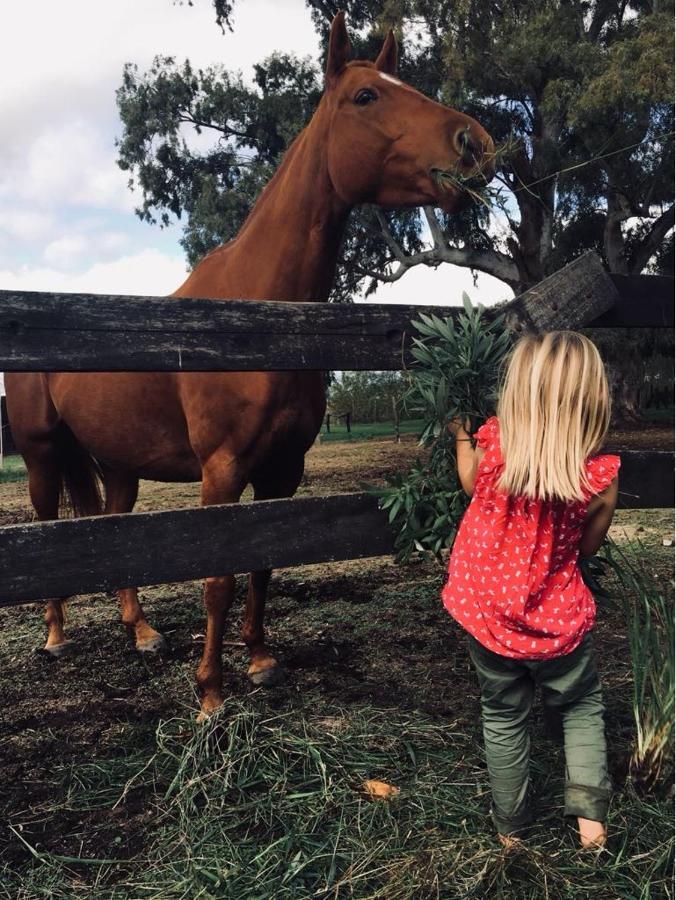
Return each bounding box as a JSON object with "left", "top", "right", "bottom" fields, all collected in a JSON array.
[{"left": 0, "top": 431, "right": 673, "bottom": 897}]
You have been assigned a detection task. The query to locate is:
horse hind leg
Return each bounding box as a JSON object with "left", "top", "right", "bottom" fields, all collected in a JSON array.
[{"left": 101, "top": 468, "right": 166, "bottom": 653}]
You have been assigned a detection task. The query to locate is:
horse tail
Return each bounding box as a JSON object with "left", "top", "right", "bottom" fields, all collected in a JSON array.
[{"left": 55, "top": 424, "right": 104, "bottom": 518}]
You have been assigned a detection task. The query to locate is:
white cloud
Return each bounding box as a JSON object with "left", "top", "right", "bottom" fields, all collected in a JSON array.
[
  {"left": 41, "top": 229, "right": 131, "bottom": 270},
  {"left": 42, "top": 234, "right": 89, "bottom": 268},
  {"left": 0, "top": 209, "right": 56, "bottom": 243},
  {"left": 0, "top": 249, "right": 188, "bottom": 296},
  {"left": 1, "top": 120, "right": 136, "bottom": 213}
]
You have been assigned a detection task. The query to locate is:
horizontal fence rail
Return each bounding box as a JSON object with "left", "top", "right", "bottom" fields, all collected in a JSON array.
[
  {"left": 0, "top": 254, "right": 671, "bottom": 372},
  {"left": 0, "top": 493, "right": 396, "bottom": 605},
  {"left": 0, "top": 451, "right": 671, "bottom": 606}
]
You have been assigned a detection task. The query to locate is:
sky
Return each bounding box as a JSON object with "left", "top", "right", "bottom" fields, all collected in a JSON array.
[{"left": 0, "top": 0, "right": 512, "bottom": 394}]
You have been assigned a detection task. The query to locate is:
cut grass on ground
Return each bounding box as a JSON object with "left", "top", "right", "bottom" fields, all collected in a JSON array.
[
  {"left": 0, "top": 530, "right": 672, "bottom": 899},
  {"left": 1, "top": 699, "right": 672, "bottom": 900}
]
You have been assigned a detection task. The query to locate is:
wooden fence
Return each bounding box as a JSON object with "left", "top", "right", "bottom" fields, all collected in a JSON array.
[{"left": 0, "top": 252, "right": 673, "bottom": 606}]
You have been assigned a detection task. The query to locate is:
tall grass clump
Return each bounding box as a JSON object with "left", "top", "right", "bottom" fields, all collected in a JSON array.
[{"left": 601, "top": 539, "right": 675, "bottom": 795}]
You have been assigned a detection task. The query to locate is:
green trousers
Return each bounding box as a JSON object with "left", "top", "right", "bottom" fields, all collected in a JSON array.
[{"left": 468, "top": 632, "right": 611, "bottom": 836}]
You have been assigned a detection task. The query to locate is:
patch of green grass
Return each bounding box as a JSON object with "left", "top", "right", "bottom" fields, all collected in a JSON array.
[
  {"left": 0, "top": 455, "right": 26, "bottom": 483},
  {"left": 321, "top": 419, "right": 424, "bottom": 443}
]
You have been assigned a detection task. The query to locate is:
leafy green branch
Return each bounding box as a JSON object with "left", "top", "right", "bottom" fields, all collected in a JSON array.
[{"left": 373, "top": 296, "right": 512, "bottom": 563}]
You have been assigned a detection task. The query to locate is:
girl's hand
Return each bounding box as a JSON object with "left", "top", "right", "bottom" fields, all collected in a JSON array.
[{"left": 447, "top": 416, "right": 471, "bottom": 437}]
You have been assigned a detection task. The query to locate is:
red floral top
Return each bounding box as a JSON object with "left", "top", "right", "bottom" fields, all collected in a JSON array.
[{"left": 441, "top": 417, "right": 620, "bottom": 659}]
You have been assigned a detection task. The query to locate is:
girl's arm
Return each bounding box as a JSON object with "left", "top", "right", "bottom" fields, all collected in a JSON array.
[
  {"left": 578, "top": 478, "right": 619, "bottom": 557},
  {"left": 448, "top": 419, "right": 485, "bottom": 495}
]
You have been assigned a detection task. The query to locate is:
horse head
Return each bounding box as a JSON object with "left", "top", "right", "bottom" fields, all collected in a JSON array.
[{"left": 320, "top": 11, "right": 495, "bottom": 214}]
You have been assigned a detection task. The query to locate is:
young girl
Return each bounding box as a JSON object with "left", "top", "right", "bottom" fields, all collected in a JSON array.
[{"left": 441, "top": 331, "right": 620, "bottom": 849}]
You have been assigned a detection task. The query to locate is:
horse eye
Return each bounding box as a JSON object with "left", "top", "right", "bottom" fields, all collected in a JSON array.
[{"left": 354, "top": 89, "right": 377, "bottom": 106}]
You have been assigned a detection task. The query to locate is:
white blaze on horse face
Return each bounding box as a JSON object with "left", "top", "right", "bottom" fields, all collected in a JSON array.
[{"left": 378, "top": 72, "right": 417, "bottom": 94}]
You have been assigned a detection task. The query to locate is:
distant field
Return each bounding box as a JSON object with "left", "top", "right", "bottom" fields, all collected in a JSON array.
[
  {"left": 321, "top": 418, "right": 424, "bottom": 442},
  {"left": 0, "top": 455, "right": 26, "bottom": 484}
]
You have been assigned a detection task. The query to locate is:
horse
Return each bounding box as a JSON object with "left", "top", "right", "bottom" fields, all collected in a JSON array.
[{"left": 5, "top": 12, "right": 495, "bottom": 718}]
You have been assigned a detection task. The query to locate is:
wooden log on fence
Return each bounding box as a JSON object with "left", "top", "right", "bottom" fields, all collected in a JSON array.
[
  {"left": 484, "top": 251, "right": 619, "bottom": 332},
  {"left": 0, "top": 450, "right": 670, "bottom": 607},
  {"left": 0, "top": 252, "right": 645, "bottom": 373}
]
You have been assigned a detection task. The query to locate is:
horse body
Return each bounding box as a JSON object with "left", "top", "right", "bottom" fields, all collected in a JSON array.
[{"left": 6, "top": 13, "right": 495, "bottom": 716}]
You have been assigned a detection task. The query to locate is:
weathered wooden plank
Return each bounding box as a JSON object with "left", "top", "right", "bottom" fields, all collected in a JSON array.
[
  {"left": 0, "top": 292, "right": 424, "bottom": 371},
  {"left": 486, "top": 251, "right": 619, "bottom": 332},
  {"left": 0, "top": 251, "right": 642, "bottom": 373},
  {"left": 0, "top": 493, "right": 397, "bottom": 605},
  {"left": 0, "top": 449, "right": 671, "bottom": 607}
]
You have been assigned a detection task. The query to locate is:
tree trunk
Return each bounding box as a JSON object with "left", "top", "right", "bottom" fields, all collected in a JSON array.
[{"left": 604, "top": 189, "right": 630, "bottom": 276}]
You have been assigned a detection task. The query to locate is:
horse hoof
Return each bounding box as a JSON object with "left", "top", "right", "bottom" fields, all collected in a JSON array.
[
  {"left": 136, "top": 633, "right": 167, "bottom": 654},
  {"left": 196, "top": 699, "right": 223, "bottom": 723},
  {"left": 249, "top": 665, "right": 285, "bottom": 687},
  {"left": 41, "top": 640, "right": 76, "bottom": 659}
]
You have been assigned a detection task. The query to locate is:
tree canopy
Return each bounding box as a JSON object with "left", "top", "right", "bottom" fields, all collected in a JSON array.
[{"left": 116, "top": 0, "right": 674, "bottom": 297}]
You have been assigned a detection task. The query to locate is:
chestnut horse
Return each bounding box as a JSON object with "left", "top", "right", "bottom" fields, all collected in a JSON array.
[{"left": 6, "top": 13, "right": 494, "bottom": 717}]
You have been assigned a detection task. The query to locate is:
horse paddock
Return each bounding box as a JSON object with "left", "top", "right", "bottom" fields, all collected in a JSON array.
[{"left": 0, "top": 431, "right": 672, "bottom": 898}]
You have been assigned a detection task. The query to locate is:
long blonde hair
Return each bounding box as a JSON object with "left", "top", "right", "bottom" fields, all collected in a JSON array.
[{"left": 497, "top": 331, "right": 611, "bottom": 502}]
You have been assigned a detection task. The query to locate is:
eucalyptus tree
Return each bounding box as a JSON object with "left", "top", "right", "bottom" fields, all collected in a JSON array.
[{"left": 118, "top": 0, "right": 673, "bottom": 299}]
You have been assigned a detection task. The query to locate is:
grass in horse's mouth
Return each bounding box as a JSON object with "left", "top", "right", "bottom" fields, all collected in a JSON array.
[
  {"left": 433, "top": 135, "right": 522, "bottom": 212},
  {"left": 433, "top": 167, "right": 494, "bottom": 210}
]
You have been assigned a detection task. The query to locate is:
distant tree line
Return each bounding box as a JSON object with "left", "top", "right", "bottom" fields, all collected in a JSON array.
[{"left": 327, "top": 372, "right": 410, "bottom": 423}]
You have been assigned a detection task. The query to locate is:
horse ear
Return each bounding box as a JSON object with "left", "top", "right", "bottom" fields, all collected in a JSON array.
[
  {"left": 326, "top": 11, "right": 351, "bottom": 85},
  {"left": 375, "top": 30, "right": 398, "bottom": 75}
]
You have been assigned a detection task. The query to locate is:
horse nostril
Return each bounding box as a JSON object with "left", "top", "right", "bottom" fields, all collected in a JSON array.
[{"left": 453, "top": 126, "right": 483, "bottom": 167}]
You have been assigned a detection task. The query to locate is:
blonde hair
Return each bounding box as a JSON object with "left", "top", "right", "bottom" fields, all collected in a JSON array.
[{"left": 497, "top": 331, "right": 611, "bottom": 502}]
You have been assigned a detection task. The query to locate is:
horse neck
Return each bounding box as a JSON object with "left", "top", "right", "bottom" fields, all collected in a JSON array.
[{"left": 180, "top": 109, "right": 351, "bottom": 303}]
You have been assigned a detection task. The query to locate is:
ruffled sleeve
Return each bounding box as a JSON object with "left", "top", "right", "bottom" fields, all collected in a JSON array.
[
  {"left": 474, "top": 416, "right": 499, "bottom": 450},
  {"left": 585, "top": 454, "right": 621, "bottom": 497},
  {"left": 472, "top": 417, "right": 504, "bottom": 501}
]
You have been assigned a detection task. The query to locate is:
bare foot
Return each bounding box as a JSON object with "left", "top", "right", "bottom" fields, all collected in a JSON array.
[{"left": 578, "top": 817, "right": 606, "bottom": 849}]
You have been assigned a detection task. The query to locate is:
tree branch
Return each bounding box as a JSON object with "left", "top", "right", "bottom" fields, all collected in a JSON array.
[
  {"left": 357, "top": 240, "right": 520, "bottom": 288},
  {"left": 422, "top": 206, "right": 447, "bottom": 249},
  {"left": 178, "top": 115, "right": 252, "bottom": 142},
  {"left": 629, "top": 205, "right": 675, "bottom": 274},
  {"left": 374, "top": 209, "right": 407, "bottom": 263}
]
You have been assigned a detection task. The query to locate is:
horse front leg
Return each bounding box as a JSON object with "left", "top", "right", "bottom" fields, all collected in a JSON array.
[
  {"left": 242, "top": 568, "right": 283, "bottom": 686},
  {"left": 196, "top": 455, "right": 248, "bottom": 719},
  {"left": 242, "top": 455, "right": 305, "bottom": 686}
]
